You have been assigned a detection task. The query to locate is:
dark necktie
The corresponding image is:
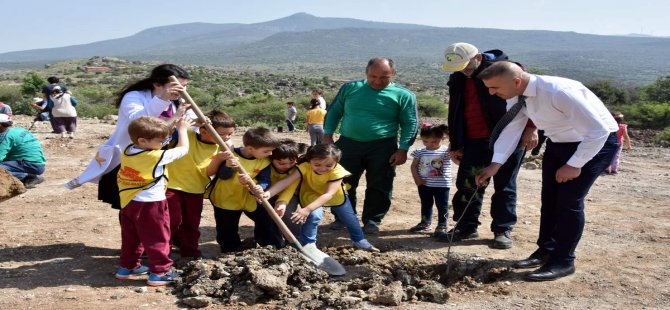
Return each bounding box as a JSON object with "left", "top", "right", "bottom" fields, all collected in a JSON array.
[{"left": 489, "top": 95, "right": 526, "bottom": 150}]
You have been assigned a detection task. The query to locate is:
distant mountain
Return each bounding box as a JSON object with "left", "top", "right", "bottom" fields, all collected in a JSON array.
[{"left": 1, "top": 13, "right": 669, "bottom": 85}]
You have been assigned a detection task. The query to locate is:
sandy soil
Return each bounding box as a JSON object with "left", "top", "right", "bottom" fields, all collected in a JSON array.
[{"left": 1, "top": 115, "right": 669, "bottom": 309}]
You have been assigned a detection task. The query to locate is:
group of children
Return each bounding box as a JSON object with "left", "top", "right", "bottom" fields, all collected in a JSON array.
[
  {"left": 114, "top": 109, "right": 377, "bottom": 286},
  {"left": 114, "top": 102, "right": 632, "bottom": 287}
]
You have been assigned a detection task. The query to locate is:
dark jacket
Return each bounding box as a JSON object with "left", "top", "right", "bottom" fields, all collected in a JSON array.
[{"left": 446, "top": 49, "right": 509, "bottom": 151}]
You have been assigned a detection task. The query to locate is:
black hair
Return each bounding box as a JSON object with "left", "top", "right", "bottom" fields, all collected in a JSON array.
[
  {"left": 270, "top": 138, "right": 301, "bottom": 161},
  {"left": 47, "top": 76, "right": 60, "bottom": 84},
  {"left": 309, "top": 98, "right": 320, "bottom": 109},
  {"left": 419, "top": 123, "right": 448, "bottom": 139},
  {"left": 114, "top": 64, "right": 190, "bottom": 108},
  {"left": 298, "top": 143, "right": 342, "bottom": 164},
  {"left": 242, "top": 127, "right": 280, "bottom": 149}
]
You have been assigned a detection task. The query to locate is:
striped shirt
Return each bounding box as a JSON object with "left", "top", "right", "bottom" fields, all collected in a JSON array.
[{"left": 411, "top": 145, "right": 452, "bottom": 188}]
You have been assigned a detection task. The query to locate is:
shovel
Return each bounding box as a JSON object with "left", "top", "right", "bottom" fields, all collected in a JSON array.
[{"left": 168, "top": 76, "right": 346, "bottom": 276}]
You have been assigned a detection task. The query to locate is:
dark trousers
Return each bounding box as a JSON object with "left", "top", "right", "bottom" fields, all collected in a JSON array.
[
  {"left": 531, "top": 130, "right": 548, "bottom": 156},
  {"left": 213, "top": 206, "right": 284, "bottom": 252},
  {"left": 166, "top": 189, "right": 204, "bottom": 257},
  {"left": 119, "top": 200, "right": 172, "bottom": 274},
  {"left": 286, "top": 119, "right": 295, "bottom": 132},
  {"left": 98, "top": 165, "right": 121, "bottom": 209},
  {"left": 539, "top": 132, "right": 618, "bottom": 265},
  {"left": 452, "top": 139, "right": 524, "bottom": 232},
  {"left": 417, "top": 185, "right": 450, "bottom": 226},
  {"left": 335, "top": 136, "right": 397, "bottom": 225}
]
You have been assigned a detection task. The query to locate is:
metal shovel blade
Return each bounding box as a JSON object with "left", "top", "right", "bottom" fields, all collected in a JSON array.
[{"left": 299, "top": 243, "right": 346, "bottom": 276}]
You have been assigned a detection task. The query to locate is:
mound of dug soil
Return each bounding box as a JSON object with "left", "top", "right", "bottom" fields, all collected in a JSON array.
[
  {"left": 0, "top": 167, "right": 25, "bottom": 203},
  {"left": 174, "top": 246, "right": 512, "bottom": 308}
]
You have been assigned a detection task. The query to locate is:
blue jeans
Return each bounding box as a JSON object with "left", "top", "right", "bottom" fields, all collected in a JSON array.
[
  {"left": 539, "top": 132, "right": 618, "bottom": 265},
  {"left": 417, "top": 185, "right": 450, "bottom": 226},
  {"left": 301, "top": 196, "right": 364, "bottom": 244},
  {"left": 0, "top": 160, "right": 45, "bottom": 181},
  {"left": 452, "top": 139, "right": 524, "bottom": 233}
]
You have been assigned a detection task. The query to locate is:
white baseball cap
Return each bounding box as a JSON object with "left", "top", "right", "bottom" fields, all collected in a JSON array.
[
  {"left": 0, "top": 113, "right": 10, "bottom": 123},
  {"left": 442, "top": 42, "right": 479, "bottom": 71}
]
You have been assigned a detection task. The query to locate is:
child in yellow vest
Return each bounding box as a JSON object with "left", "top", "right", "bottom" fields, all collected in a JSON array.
[
  {"left": 206, "top": 127, "right": 283, "bottom": 252},
  {"left": 166, "top": 110, "right": 236, "bottom": 259},
  {"left": 115, "top": 115, "right": 192, "bottom": 287},
  {"left": 263, "top": 144, "right": 379, "bottom": 252},
  {"left": 268, "top": 139, "right": 307, "bottom": 238}
]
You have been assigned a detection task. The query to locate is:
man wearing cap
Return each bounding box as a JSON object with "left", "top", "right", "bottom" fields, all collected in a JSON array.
[
  {"left": 475, "top": 61, "right": 619, "bottom": 281},
  {"left": 0, "top": 114, "right": 47, "bottom": 188},
  {"left": 440, "top": 42, "right": 536, "bottom": 249},
  {"left": 323, "top": 57, "right": 419, "bottom": 234}
]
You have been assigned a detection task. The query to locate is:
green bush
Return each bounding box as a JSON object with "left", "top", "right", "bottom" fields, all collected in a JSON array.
[
  {"left": 75, "top": 101, "right": 118, "bottom": 118},
  {"left": 416, "top": 93, "right": 447, "bottom": 117},
  {"left": 0, "top": 85, "right": 27, "bottom": 114},
  {"left": 615, "top": 101, "right": 670, "bottom": 129},
  {"left": 656, "top": 127, "right": 670, "bottom": 144}
]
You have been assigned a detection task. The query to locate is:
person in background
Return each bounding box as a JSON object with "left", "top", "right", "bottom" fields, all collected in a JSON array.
[
  {"left": 606, "top": 112, "right": 632, "bottom": 174},
  {"left": 475, "top": 61, "right": 619, "bottom": 281},
  {"left": 306, "top": 98, "right": 326, "bottom": 145},
  {"left": 0, "top": 102, "right": 12, "bottom": 116},
  {"left": 49, "top": 86, "right": 78, "bottom": 139},
  {"left": 0, "top": 113, "right": 46, "bottom": 188},
  {"left": 42, "top": 76, "right": 69, "bottom": 133},
  {"left": 285, "top": 101, "right": 297, "bottom": 132},
  {"left": 311, "top": 89, "right": 327, "bottom": 110},
  {"left": 29, "top": 97, "right": 51, "bottom": 130},
  {"left": 323, "top": 57, "right": 419, "bottom": 235},
  {"left": 440, "top": 42, "right": 535, "bottom": 249}
]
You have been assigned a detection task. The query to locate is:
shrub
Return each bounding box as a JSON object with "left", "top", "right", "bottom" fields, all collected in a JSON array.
[
  {"left": 416, "top": 93, "right": 447, "bottom": 117},
  {"left": 656, "top": 127, "right": 670, "bottom": 145},
  {"left": 615, "top": 101, "right": 670, "bottom": 129},
  {"left": 75, "top": 101, "right": 118, "bottom": 118}
]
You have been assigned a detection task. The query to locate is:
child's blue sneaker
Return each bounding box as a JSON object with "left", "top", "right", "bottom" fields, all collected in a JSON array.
[
  {"left": 115, "top": 265, "right": 149, "bottom": 280},
  {"left": 147, "top": 271, "right": 180, "bottom": 287}
]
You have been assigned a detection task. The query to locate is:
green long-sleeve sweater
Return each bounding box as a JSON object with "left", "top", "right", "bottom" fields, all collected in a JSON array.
[
  {"left": 0, "top": 127, "right": 46, "bottom": 164},
  {"left": 324, "top": 80, "right": 419, "bottom": 150}
]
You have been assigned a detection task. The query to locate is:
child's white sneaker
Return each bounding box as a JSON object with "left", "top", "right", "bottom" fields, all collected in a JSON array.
[{"left": 353, "top": 239, "right": 380, "bottom": 252}]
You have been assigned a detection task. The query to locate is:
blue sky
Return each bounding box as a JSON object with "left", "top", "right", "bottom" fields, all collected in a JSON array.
[{"left": 1, "top": 0, "right": 668, "bottom": 53}]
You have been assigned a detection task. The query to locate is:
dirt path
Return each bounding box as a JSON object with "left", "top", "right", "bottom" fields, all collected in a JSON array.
[{"left": 1, "top": 116, "right": 668, "bottom": 309}]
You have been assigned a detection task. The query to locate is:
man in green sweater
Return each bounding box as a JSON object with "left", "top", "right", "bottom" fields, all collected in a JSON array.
[
  {"left": 323, "top": 58, "right": 419, "bottom": 234},
  {"left": 0, "top": 114, "right": 46, "bottom": 188}
]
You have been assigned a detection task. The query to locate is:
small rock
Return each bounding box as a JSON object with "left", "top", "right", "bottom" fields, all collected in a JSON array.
[
  {"left": 182, "top": 296, "right": 212, "bottom": 308},
  {"left": 369, "top": 281, "right": 404, "bottom": 306},
  {"left": 65, "top": 288, "right": 76, "bottom": 292},
  {"left": 135, "top": 287, "right": 148, "bottom": 293}
]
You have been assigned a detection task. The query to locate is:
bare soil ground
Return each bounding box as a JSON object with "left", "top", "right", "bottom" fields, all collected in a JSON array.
[{"left": 1, "top": 115, "right": 669, "bottom": 309}]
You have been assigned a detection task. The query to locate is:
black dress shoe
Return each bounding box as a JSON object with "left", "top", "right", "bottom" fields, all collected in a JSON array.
[
  {"left": 513, "top": 249, "right": 550, "bottom": 268},
  {"left": 525, "top": 264, "right": 575, "bottom": 282}
]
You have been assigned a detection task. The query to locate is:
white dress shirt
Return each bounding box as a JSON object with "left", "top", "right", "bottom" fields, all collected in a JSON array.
[{"left": 492, "top": 74, "right": 618, "bottom": 168}]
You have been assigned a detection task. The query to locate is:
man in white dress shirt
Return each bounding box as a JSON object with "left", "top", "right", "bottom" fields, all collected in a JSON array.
[{"left": 475, "top": 61, "right": 619, "bottom": 281}]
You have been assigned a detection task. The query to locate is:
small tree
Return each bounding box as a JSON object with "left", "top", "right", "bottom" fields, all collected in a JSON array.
[
  {"left": 643, "top": 76, "right": 670, "bottom": 103},
  {"left": 585, "top": 80, "right": 631, "bottom": 105},
  {"left": 20, "top": 72, "right": 46, "bottom": 97}
]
